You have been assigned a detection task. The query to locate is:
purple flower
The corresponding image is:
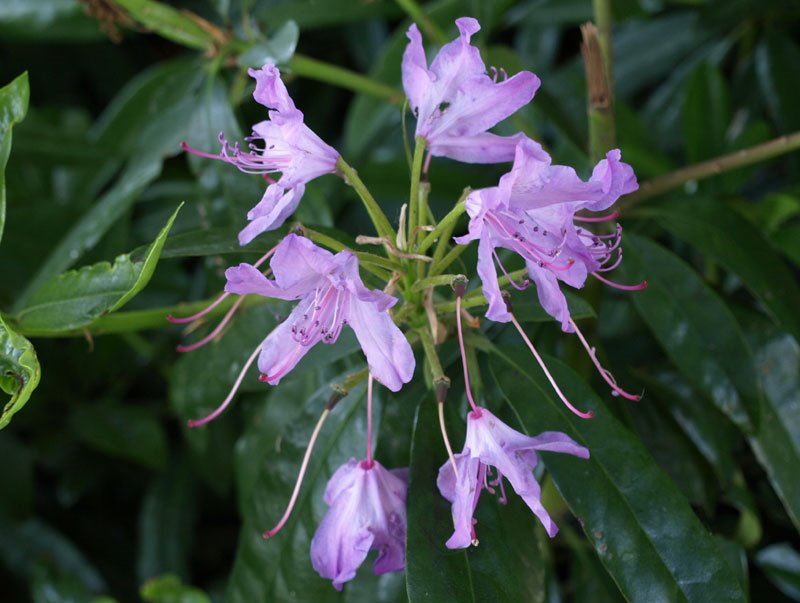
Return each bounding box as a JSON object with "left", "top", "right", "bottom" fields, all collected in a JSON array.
[
  {"left": 183, "top": 64, "right": 339, "bottom": 245},
  {"left": 437, "top": 406, "right": 588, "bottom": 548},
  {"left": 454, "top": 137, "right": 639, "bottom": 329},
  {"left": 311, "top": 458, "right": 408, "bottom": 590},
  {"left": 402, "top": 17, "right": 540, "bottom": 163},
  {"left": 224, "top": 234, "right": 414, "bottom": 391}
]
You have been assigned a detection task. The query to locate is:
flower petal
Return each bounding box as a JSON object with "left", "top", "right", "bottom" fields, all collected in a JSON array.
[
  {"left": 238, "top": 184, "right": 304, "bottom": 245},
  {"left": 436, "top": 451, "right": 481, "bottom": 549},
  {"left": 256, "top": 298, "right": 316, "bottom": 383},
  {"left": 248, "top": 64, "right": 299, "bottom": 117},
  {"left": 402, "top": 23, "right": 432, "bottom": 117},
  {"left": 224, "top": 263, "right": 299, "bottom": 300},
  {"left": 270, "top": 233, "right": 334, "bottom": 292},
  {"left": 584, "top": 149, "right": 639, "bottom": 212},
  {"left": 477, "top": 235, "right": 511, "bottom": 323},
  {"left": 346, "top": 300, "right": 415, "bottom": 392},
  {"left": 428, "top": 131, "right": 528, "bottom": 164},
  {"left": 525, "top": 261, "right": 572, "bottom": 331}
]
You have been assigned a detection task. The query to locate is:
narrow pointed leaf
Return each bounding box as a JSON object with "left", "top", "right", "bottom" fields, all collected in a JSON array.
[
  {"left": 16, "top": 204, "right": 182, "bottom": 335},
  {"left": 647, "top": 198, "right": 800, "bottom": 343},
  {"left": 619, "top": 234, "right": 762, "bottom": 430},
  {"left": 490, "top": 347, "right": 748, "bottom": 602}
]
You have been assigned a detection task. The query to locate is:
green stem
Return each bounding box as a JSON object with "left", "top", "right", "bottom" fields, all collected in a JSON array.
[
  {"left": 408, "top": 136, "right": 426, "bottom": 249},
  {"left": 434, "top": 268, "right": 528, "bottom": 314},
  {"left": 417, "top": 327, "right": 446, "bottom": 382},
  {"left": 621, "top": 131, "right": 800, "bottom": 209},
  {"left": 417, "top": 196, "right": 467, "bottom": 255},
  {"left": 336, "top": 157, "right": 396, "bottom": 243},
  {"left": 429, "top": 244, "right": 467, "bottom": 277},
  {"left": 584, "top": 2, "right": 616, "bottom": 163},
  {"left": 289, "top": 54, "right": 402, "bottom": 103},
  {"left": 411, "top": 274, "right": 464, "bottom": 293},
  {"left": 394, "top": 0, "right": 447, "bottom": 43}
]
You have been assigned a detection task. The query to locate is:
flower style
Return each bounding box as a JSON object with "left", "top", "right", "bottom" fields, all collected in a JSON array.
[
  {"left": 311, "top": 458, "right": 408, "bottom": 590},
  {"left": 225, "top": 233, "right": 415, "bottom": 392},
  {"left": 402, "top": 17, "right": 540, "bottom": 163},
  {"left": 455, "top": 137, "right": 639, "bottom": 329},
  {"left": 183, "top": 64, "right": 340, "bottom": 245},
  {"left": 437, "top": 406, "right": 589, "bottom": 548}
]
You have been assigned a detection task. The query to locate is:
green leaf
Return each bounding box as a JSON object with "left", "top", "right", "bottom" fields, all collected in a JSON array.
[
  {"left": 0, "top": 315, "right": 41, "bottom": 430},
  {"left": 68, "top": 401, "right": 169, "bottom": 469},
  {"left": 0, "top": 71, "right": 29, "bottom": 245},
  {"left": 137, "top": 460, "right": 195, "bottom": 582},
  {"left": 159, "top": 227, "right": 283, "bottom": 259},
  {"left": 0, "top": 0, "right": 104, "bottom": 41},
  {"left": 15, "top": 157, "right": 163, "bottom": 310},
  {"left": 237, "top": 20, "right": 299, "bottom": 68},
  {"left": 140, "top": 574, "right": 211, "bottom": 603},
  {"left": 16, "top": 204, "right": 181, "bottom": 335},
  {"left": 490, "top": 348, "right": 748, "bottom": 603},
  {"left": 619, "top": 234, "right": 762, "bottom": 430},
  {"left": 406, "top": 396, "right": 546, "bottom": 603},
  {"left": 771, "top": 223, "right": 800, "bottom": 267},
  {"left": 739, "top": 312, "right": 800, "bottom": 531},
  {"left": 755, "top": 543, "right": 800, "bottom": 600},
  {"left": 511, "top": 290, "right": 595, "bottom": 323},
  {"left": 756, "top": 33, "right": 800, "bottom": 132},
  {"left": 682, "top": 63, "right": 730, "bottom": 164},
  {"left": 113, "top": 0, "right": 218, "bottom": 51},
  {"left": 648, "top": 198, "right": 800, "bottom": 343}
]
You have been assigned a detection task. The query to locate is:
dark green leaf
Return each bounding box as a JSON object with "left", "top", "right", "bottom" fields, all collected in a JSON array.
[
  {"left": 0, "top": 315, "right": 41, "bottom": 430},
  {"left": 490, "top": 348, "right": 748, "bottom": 602},
  {"left": 140, "top": 574, "right": 211, "bottom": 603},
  {"left": 0, "top": 0, "right": 104, "bottom": 41},
  {"left": 771, "top": 224, "right": 800, "bottom": 267},
  {"left": 114, "top": 0, "right": 218, "bottom": 51},
  {"left": 16, "top": 204, "right": 181, "bottom": 334},
  {"left": 0, "top": 432, "right": 33, "bottom": 519},
  {"left": 755, "top": 543, "right": 800, "bottom": 600},
  {"left": 406, "top": 397, "right": 547, "bottom": 603},
  {"left": 649, "top": 199, "right": 800, "bottom": 343},
  {"left": 756, "top": 33, "right": 800, "bottom": 132},
  {"left": 619, "top": 234, "right": 762, "bottom": 430},
  {"left": 159, "top": 227, "right": 283, "bottom": 259},
  {"left": 68, "top": 401, "right": 169, "bottom": 469},
  {"left": 0, "top": 71, "right": 29, "bottom": 245},
  {"left": 682, "top": 64, "right": 730, "bottom": 163},
  {"left": 137, "top": 459, "right": 196, "bottom": 583},
  {"left": 237, "top": 20, "right": 299, "bottom": 68},
  {"left": 739, "top": 312, "right": 800, "bottom": 531},
  {"left": 511, "top": 290, "right": 595, "bottom": 323}
]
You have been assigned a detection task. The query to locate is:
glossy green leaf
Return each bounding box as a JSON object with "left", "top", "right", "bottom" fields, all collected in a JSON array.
[
  {"left": 68, "top": 401, "right": 169, "bottom": 469},
  {"left": 138, "top": 459, "right": 196, "bottom": 582},
  {"left": 755, "top": 543, "right": 800, "bottom": 600},
  {"left": 114, "top": 0, "right": 218, "bottom": 51},
  {"left": 16, "top": 204, "right": 181, "bottom": 335},
  {"left": 15, "top": 157, "right": 163, "bottom": 310},
  {"left": 237, "top": 20, "right": 299, "bottom": 68},
  {"left": 0, "top": 71, "right": 29, "bottom": 245},
  {"left": 739, "top": 312, "right": 800, "bottom": 531},
  {"left": 619, "top": 234, "right": 762, "bottom": 430},
  {"left": 0, "top": 0, "right": 103, "bottom": 41},
  {"left": 406, "top": 396, "right": 547, "bottom": 603},
  {"left": 490, "top": 347, "right": 748, "bottom": 602},
  {"left": 0, "top": 315, "right": 41, "bottom": 430},
  {"left": 682, "top": 63, "right": 730, "bottom": 163},
  {"left": 756, "top": 33, "right": 800, "bottom": 132},
  {"left": 648, "top": 198, "right": 800, "bottom": 343},
  {"left": 159, "top": 227, "right": 283, "bottom": 259},
  {"left": 140, "top": 574, "right": 211, "bottom": 603}
]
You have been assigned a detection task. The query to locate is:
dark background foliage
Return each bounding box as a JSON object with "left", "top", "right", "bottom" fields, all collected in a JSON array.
[{"left": 1, "top": 0, "right": 799, "bottom": 601}]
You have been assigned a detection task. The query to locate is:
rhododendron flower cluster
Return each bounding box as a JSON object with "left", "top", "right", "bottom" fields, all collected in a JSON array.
[{"left": 172, "top": 16, "right": 643, "bottom": 591}]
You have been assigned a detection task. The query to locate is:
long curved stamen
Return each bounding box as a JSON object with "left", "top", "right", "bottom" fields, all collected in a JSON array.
[
  {"left": 569, "top": 318, "right": 642, "bottom": 401},
  {"left": 591, "top": 271, "right": 648, "bottom": 291},
  {"left": 180, "top": 140, "right": 224, "bottom": 161},
  {"left": 187, "top": 342, "right": 262, "bottom": 427},
  {"left": 492, "top": 250, "right": 529, "bottom": 290},
  {"left": 264, "top": 407, "right": 331, "bottom": 538},
  {"left": 456, "top": 296, "right": 481, "bottom": 415},
  {"left": 596, "top": 250, "right": 624, "bottom": 273},
  {"left": 438, "top": 399, "right": 459, "bottom": 480},
  {"left": 510, "top": 314, "right": 594, "bottom": 419},
  {"left": 363, "top": 375, "right": 375, "bottom": 469},
  {"left": 574, "top": 211, "right": 620, "bottom": 223},
  {"left": 261, "top": 344, "right": 305, "bottom": 384},
  {"left": 176, "top": 295, "right": 247, "bottom": 353},
  {"left": 167, "top": 292, "right": 230, "bottom": 324}
]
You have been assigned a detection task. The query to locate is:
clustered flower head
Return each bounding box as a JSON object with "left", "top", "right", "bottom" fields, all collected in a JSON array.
[{"left": 172, "top": 16, "right": 644, "bottom": 591}]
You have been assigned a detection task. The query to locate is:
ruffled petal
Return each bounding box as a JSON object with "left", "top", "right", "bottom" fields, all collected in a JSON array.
[
  {"left": 401, "top": 23, "right": 432, "bottom": 116},
  {"left": 526, "top": 261, "right": 572, "bottom": 332},
  {"left": 477, "top": 235, "right": 511, "bottom": 323},
  {"left": 224, "top": 263, "right": 300, "bottom": 300},
  {"left": 238, "top": 184, "right": 304, "bottom": 245},
  {"left": 270, "top": 233, "right": 334, "bottom": 291},
  {"left": 248, "top": 64, "right": 299, "bottom": 117},
  {"left": 346, "top": 300, "right": 415, "bottom": 392},
  {"left": 428, "top": 131, "right": 528, "bottom": 164},
  {"left": 256, "top": 298, "right": 316, "bottom": 382},
  {"left": 436, "top": 451, "right": 481, "bottom": 549},
  {"left": 584, "top": 149, "right": 639, "bottom": 212}
]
